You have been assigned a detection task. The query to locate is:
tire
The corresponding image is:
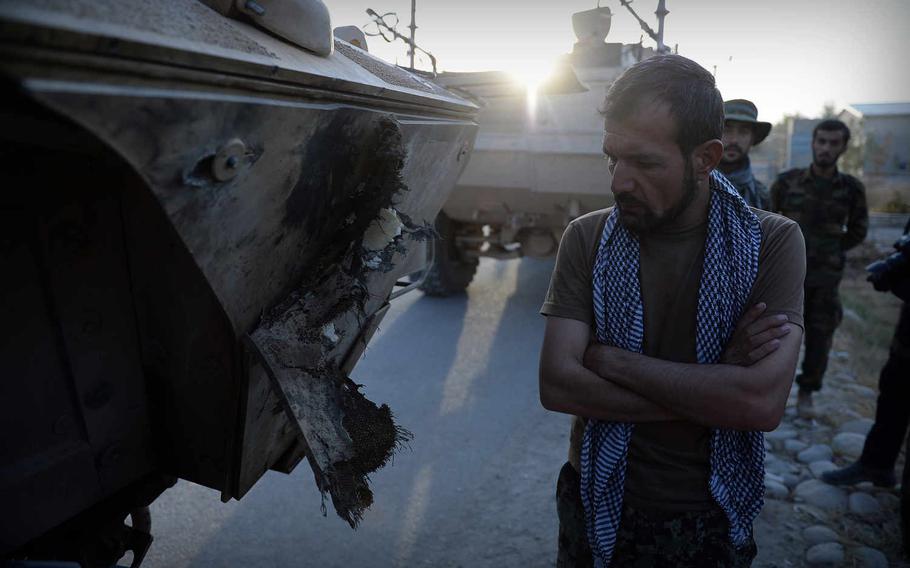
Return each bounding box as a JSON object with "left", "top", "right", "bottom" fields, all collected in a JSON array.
[{"left": 418, "top": 212, "right": 478, "bottom": 296}]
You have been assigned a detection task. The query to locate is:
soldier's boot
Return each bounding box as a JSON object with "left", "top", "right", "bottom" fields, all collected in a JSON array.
[
  {"left": 821, "top": 460, "right": 896, "bottom": 488},
  {"left": 796, "top": 387, "right": 815, "bottom": 419},
  {"left": 796, "top": 328, "right": 829, "bottom": 420}
]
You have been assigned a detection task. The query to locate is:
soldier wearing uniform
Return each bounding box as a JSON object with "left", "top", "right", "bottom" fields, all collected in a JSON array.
[
  {"left": 539, "top": 55, "right": 805, "bottom": 567},
  {"left": 718, "top": 99, "right": 772, "bottom": 209},
  {"left": 770, "top": 119, "right": 868, "bottom": 416},
  {"left": 821, "top": 217, "right": 910, "bottom": 553}
]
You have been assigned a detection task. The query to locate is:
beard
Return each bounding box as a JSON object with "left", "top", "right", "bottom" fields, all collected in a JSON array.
[
  {"left": 617, "top": 159, "right": 698, "bottom": 235},
  {"left": 812, "top": 149, "right": 840, "bottom": 169},
  {"left": 719, "top": 146, "right": 746, "bottom": 170}
]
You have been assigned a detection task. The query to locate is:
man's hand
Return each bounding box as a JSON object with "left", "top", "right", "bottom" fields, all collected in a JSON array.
[{"left": 721, "top": 302, "right": 792, "bottom": 366}]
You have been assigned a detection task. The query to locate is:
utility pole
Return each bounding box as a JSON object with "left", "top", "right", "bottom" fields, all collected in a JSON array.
[
  {"left": 408, "top": 0, "right": 417, "bottom": 70},
  {"left": 655, "top": 0, "right": 668, "bottom": 53}
]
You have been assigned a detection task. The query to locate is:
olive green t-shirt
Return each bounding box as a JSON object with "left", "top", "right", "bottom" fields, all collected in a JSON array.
[{"left": 540, "top": 206, "right": 805, "bottom": 511}]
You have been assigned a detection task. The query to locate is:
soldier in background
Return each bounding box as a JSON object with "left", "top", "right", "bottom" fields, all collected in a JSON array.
[
  {"left": 771, "top": 119, "right": 869, "bottom": 417},
  {"left": 821, "top": 217, "right": 910, "bottom": 554},
  {"left": 718, "top": 99, "right": 772, "bottom": 209}
]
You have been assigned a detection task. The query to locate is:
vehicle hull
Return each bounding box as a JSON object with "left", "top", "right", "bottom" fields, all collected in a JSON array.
[{"left": 0, "top": 0, "right": 477, "bottom": 553}]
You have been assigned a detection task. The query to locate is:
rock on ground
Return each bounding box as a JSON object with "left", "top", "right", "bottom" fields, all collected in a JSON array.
[
  {"left": 764, "top": 479, "right": 789, "bottom": 500},
  {"left": 838, "top": 418, "right": 874, "bottom": 436},
  {"left": 831, "top": 432, "right": 866, "bottom": 458},
  {"left": 781, "top": 472, "right": 803, "bottom": 489},
  {"left": 794, "top": 480, "right": 848, "bottom": 513},
  {"left": 766, "top": 428, "right": 798, "bottom": 450},
  {"left": 848, "top": 492, "right": 882, "bottom": 517},
  {"left": 876, "top": 492, "right": 900, "bottom": 509},
  {"left": 845, "top": 384, "right": 877, "bottom": 399},
  {"left": 806, "top": 542, "right": 845, "bottom": 566},
  {"left": 785, "top": 438, "right": 809, "bottom": 454},
  {"left": 765, "top": 454, "right": 800, "bottom": 477},
  {"left": 798, "top": 444, "right": 833, "bottom": 464},
  {"left": 851, "top": 546, "right": 888, "bottom": 568},
  {"left": 803, "top": 525, "right": 839, "bottom": 545},
  {"left": 809, "top": 460, "right": 838, "bottom": 478}
]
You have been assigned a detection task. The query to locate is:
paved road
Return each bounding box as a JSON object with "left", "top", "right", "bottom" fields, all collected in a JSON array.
[{"left": 146, "top": 257, "right": 569, "bottom": 568}]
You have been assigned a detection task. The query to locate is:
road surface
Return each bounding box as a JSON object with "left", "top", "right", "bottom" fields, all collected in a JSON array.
[{"left": 146, "top": 257, "right": 569, "bottom": 568}]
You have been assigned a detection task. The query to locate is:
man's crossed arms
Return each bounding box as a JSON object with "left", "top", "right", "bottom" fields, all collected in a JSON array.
[{"left": 539, "top": 303, "right": 801, "bottom": 431}]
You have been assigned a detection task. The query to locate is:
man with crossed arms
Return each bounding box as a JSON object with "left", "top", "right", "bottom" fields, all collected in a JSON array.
[{"left": 539, "top": 55, "right": 805, "bottom": 567}]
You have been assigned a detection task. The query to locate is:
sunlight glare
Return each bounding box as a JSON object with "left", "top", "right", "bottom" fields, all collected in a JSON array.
[
  {"left": 509, "top": 61, "right": 556, "bottom": 129},
  {"left": 510, "top": 66, "right": 553, "bottom": 92}
]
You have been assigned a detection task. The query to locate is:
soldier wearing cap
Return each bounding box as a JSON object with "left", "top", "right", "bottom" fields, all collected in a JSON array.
[
  {"left": 771, "top": 119, "right": 868, "bottom": 416},
  {"left": 718, "top": 99, "right": 772, "bottom": 209}
]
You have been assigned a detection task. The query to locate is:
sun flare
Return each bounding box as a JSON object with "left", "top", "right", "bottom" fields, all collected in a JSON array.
[
  {"left": 509, "top": 61, "right": 557, "bottom": 127},
  {"left": 509, "top": 62, "right": 556, "bottom": 92}
]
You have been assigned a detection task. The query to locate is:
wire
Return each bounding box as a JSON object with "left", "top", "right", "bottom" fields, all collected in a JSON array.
[{"left": 363, "top": 7, "right": 438, "bottom": 73}]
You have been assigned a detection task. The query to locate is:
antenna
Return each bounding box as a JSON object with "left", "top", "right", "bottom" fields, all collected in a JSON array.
[
  {"left": 409, "top": 0, "right": 417, "bottom": 70},
  {"left": 655, "top": 0, "right": 668, "bottom": 53},
  {"left": 365, "top": 5, "right": 437, "bottom": 74},
  {"left": 617, "top": 0, "right": 671, "bottom": 54}
]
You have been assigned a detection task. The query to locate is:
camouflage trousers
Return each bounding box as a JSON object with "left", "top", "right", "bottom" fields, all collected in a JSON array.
[
  {"left": 556, "top": 462, "right": 756, "bottom": 568},
  {"left": 797, "top": 284, "right": 844, "bottom": 392}
]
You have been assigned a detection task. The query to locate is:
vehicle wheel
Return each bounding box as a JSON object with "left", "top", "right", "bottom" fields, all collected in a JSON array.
[{"left": 419, "top": 212, "right": 478, "bottom": 296}]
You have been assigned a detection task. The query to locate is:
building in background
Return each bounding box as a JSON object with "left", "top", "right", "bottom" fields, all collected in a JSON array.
[
  {"left": 840, "top": 102, "right": 910, "bottom": 210},
  {"left": 748, "top": 118, "right": 788, "bottom": 187},
  {"left": 776, "top": 105, "right": 910, "bottom": 211},
  {"left": 785, "top": 118, "right": 819, "bottom": 172}
]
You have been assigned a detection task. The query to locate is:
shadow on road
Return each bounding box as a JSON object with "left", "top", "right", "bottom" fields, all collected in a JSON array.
[{"left": 173, "top": 257, "right": 567, "bottom": 568}]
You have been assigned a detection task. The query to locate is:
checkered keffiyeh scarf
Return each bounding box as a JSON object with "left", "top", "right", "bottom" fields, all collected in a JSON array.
[{"left": 582, "top": 171, "right": 765, "bottom": 567}]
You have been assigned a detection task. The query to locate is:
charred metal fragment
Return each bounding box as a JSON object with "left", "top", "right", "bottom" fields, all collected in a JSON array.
[
  {"left": 362, "top": 209, "right": 437, "bottom": 273},
  {"left": 249, "top": 113, "right": 420, "bottom": 527}
]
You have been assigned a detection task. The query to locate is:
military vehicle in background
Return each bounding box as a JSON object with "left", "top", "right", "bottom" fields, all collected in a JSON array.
[
  {"left": 421, "top": 5, "right": 656, "bottom": 295},
  {"left": 0, "top": 0, "right": 476, "bottom": 565}
]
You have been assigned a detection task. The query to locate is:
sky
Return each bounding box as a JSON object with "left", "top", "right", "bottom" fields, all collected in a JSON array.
[{"left": 330, "top": 0, "right": 910, "bottom": 124}]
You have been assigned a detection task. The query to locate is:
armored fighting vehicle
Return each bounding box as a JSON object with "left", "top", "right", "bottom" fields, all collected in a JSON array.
[
  {"left": 421, "top": 6, "right": 654, "bottom": 295},
  {"left": 0, "top": 1, "right": 477, "bottom": 565}
]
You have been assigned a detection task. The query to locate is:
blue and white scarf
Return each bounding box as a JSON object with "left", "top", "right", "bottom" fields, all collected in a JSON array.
[{"left": 582, "top": 170, "right": 764, "bottom": 567}]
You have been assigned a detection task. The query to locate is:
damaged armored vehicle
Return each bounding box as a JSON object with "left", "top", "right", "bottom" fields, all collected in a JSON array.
[
  {"left": 0, "top": 0, "right": 477, "bottom": 565},
  {"left": 422, "top": 6, "right": 653, "bottom": 295}
]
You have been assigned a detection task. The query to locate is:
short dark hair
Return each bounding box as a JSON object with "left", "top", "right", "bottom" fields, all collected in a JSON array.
[
  {"left": 813, "top": 119, "right": 851, "bottom": 145},
  {"left": 601, "top": 54, "right": 723, "bottom": 156}
]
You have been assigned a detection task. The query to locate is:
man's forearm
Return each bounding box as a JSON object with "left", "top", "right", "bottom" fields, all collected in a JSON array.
[
  {"left": 584, "top": 344, "right": 792, "bottom": 431},
  {"left": 540, "top": 359, "right": 678, "bottom": 423}
]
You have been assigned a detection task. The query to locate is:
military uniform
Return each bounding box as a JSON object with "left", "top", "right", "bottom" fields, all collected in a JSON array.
[
  {"left": 725, "top": 168, "right": 769, "bottom": 210},
  {"left": 555, "top": 462, "right": 756, "bottom": 568},
  {"left": 771, "top": 167, "right": 868, "bottom": 392},
  {"left": 720, "top": 99, "right": 772, "bottom": 210}
]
